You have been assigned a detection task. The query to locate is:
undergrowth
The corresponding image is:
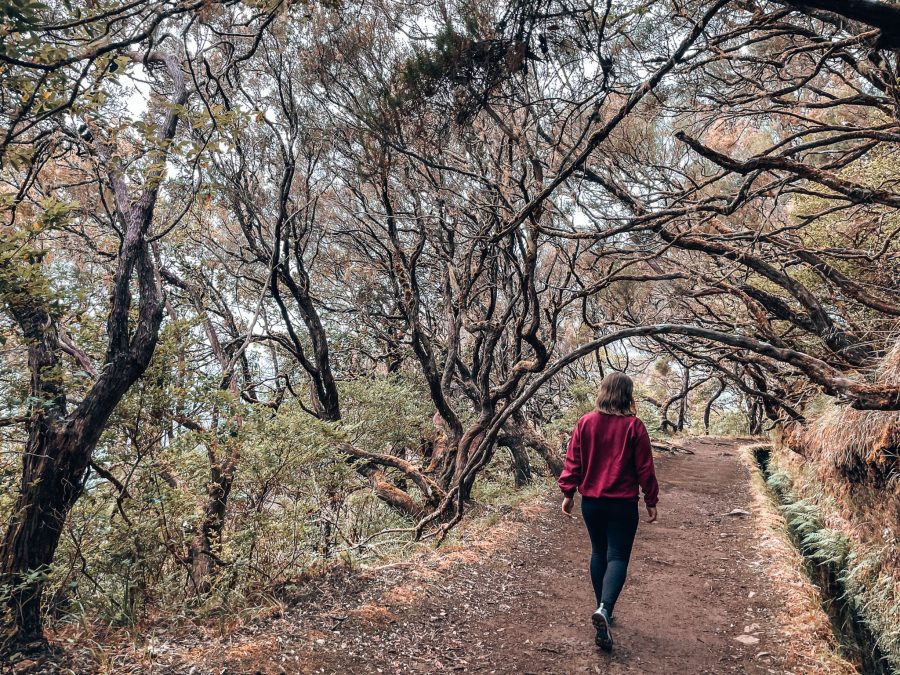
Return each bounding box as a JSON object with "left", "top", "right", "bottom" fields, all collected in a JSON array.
[
  {"left": 767, "top": 449, "right": 900, "bottom": 672},
  {"left": 743, "top": 444, "right": 856, "bottom": 674}
]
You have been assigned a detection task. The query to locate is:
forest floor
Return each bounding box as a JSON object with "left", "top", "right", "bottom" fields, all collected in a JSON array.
[{"left": 34, "top": 437, "right": 854, "bottom": 674}]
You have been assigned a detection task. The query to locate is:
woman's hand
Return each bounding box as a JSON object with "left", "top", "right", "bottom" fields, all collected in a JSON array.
[
  {"left": 561, "top": 495, "right": 574, "bottom": 518},
  {"left": 645, "top": 505, "right": 658, "bottom": 523}
]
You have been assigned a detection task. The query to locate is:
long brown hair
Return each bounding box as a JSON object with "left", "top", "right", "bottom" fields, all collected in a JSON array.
[{"left": 595, "top": 372, "right": 636, "bottom": 416}]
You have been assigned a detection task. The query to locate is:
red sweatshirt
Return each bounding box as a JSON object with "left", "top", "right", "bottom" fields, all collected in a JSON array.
[{"left": 558, "top": 411, "right": 659, "bottom": 506}]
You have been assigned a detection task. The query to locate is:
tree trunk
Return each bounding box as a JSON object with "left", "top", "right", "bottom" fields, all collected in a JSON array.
[
  {"left": 372, "top": 470, "right": 426, "bottom": 517},
  {"left": 677, "top": 367, "right": 690, "bottom": 432},
  {"left": 187, "top": 462, "right": 234, "bottom": 595},
  {"left": 453, "top": 423, "right": 487, "bottom": 499},
  {"left": 340, "top": 442, "right": 445, "bottom": 515},
  {"left": 530, "top": 437, "right": 564, "bottom": 477},
  {"left": 499, "top": 434, "right": 532, "bottom": 488},
  {"left": 1, "top": 429, "right": 89, "bottom": 648},
  {"left": 514, "top": 412, "right": 563, "bottom": 477},
  {"left": 425, "top": 414, "right": 461, "bottom": 481},
  {"left": 1, "top": 51, "right": 180, "bottom": 649},
  {"left": 703, "top": 379, "right": 727, "bottom": 434},
  {"left": 748, "top": 400, "right": 764, "bottom": 435}
]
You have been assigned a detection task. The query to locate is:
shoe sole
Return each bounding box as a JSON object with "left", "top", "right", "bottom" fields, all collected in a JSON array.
[{"left": 592, "top": 612, "right": 613, "bottom": 652}]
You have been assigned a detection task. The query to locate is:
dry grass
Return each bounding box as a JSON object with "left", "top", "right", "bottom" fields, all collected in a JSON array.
[
  {"left": 770, "top": 343, "right": 900, "bottom": 671},
  {"left": 739, "top": 442, "right": 857, "bottom": 675},
  {"left": 769, "top": 434, "right": 900, "bottom": 670},
  {"left": 777, "top": 343, "right": 900, "bottom": 641},
  {"left": 780, "top": 415, "right": 897, "bottom": 546},
  {"left": 348, "top": 604, "right": 399, "bottom": 627},
  {"left": 795, "top": 406, "right": 900, "bottom": 492}
]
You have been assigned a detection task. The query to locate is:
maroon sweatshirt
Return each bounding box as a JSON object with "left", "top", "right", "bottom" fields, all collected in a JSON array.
[{"left": 558, "top": 411, "right": 659, "bottom": 507}]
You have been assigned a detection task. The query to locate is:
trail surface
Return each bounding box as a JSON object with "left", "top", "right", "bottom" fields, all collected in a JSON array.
[
  {"left": 304, "top": 437, "right": 795, "bottom": 674},
  {"left": 64, "top": 438, "right": 826, "bottom": 674}
]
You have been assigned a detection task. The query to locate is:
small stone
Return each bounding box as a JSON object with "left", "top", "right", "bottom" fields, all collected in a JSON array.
[
  {"left": 726, "top": 509, "right": 751, "bottom": 516},
  {"left": 756, "top": 651, "right": 771, "bottom": 659},
  {"left": 734, "top": 634, "right": 760, "bottom": 646}
]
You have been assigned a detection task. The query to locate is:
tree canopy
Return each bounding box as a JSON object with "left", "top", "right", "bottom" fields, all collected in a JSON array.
[{"left": 1, "top": 0, "right": 898, "bottom": 652}]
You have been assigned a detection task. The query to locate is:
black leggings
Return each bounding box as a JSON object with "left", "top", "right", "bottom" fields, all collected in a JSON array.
[{"left": 580, "top": 497, "right": 639, "bottom": 614}]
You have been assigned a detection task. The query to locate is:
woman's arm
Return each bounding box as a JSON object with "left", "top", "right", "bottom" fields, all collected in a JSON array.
[
  {"left": 634, "top": 421, "right": 659, "bottom": 509},
  {"left": 558, "top": 420, "right": 584, "bottom": 498}
]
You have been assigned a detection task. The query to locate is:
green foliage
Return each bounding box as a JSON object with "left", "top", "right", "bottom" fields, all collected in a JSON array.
[
  {"left": 842, "top": 549, "right": 900, "bottom": 669},
  {"left": 773, "top": 476, "right": 849, "bottom": 569},
  {"left": 44, "top": 369, "right": 440, "bottom": 624},
  {"left": 634, "top": 382, "right": 663, "bottom": 435},
  {"left": 470, "top": 468, "right": 551, "bottom": 517},
  {"left": 803, "top": 528, "right": 849, "bottom": 567},
  {"left": 0, "top": 228, "right": 55, "bottom": 309},
  {"left": 543, "top": 377, "right": 598, "bottom": 438},
  {"left": 780, "top": 498, "right": 823, "bottom": 540},
  {"left": 339, "top": 375, "right": 435, "bottom": 450},
  {"left": 0, "top": 0, "right": 47, "bottom": 27},
  {"left": 766, "top": 469, "right": 793, "bottom": 501},
  {"left": 706, "top": 409, "right": 749, "bottom": 436}
]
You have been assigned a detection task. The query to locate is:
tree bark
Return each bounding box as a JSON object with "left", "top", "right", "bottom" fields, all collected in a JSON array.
[
  {"left": 1, "top": 431, "right": 81, "bottom": 646},
  {"left": 498, "top": 434, "right": 533, "bottom": 488},
  {"left": 1, "top": 320, "right": 164, "bottom": 648},
  {"left": 704, "top": 379, "right": 727, "bottom": 434},
  {"left": 778, "top": 0, "right": 900, "bottom": 47},
  {"left": 513, "top": 412, "right": 564, "bottom": 477},
  {"left": 187, "top": 458, "right": 236, "bottom": 595},
  {"left": 677, "top": 367, "right": 690, "bottom": 432}
]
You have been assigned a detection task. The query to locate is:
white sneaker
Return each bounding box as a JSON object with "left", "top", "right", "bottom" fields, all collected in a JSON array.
[{"left": 592, "top": 604, "right": 613, "bottom": 651}]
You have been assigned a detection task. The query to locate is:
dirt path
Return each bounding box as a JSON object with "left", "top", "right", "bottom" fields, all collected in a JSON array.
[
  {"left": 308, "top": 437, "right": 791, "bottom": 675},
  {"left": 63, "top": 438, "right": 824, "bottom": 674}
]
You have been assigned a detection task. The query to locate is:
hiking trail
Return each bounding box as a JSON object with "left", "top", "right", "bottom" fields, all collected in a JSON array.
[{"left": 65, "top": 438, "right": 843, "bottom": 674}]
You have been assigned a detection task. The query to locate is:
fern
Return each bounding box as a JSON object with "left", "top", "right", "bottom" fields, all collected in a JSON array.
[
  {"left": 780, "top": 498, "right": 823, "bottom": 539},
  {"left": 802, "top": 528, "right": 849, "bottom": 566},
  {"left": 766, "top": 470, "right": 793, "bottom": 500}
]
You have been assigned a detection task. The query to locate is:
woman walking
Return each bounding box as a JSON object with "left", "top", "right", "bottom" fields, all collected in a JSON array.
[{"left": 558, "top": 373, "right": 659, "bottom": 652}]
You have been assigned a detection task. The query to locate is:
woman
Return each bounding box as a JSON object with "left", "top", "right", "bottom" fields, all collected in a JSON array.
[{"left": 558, "top": 372, "right": 659, "bottom": 652}]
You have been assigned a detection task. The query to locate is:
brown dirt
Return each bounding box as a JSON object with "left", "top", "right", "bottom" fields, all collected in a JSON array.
[
  {"left": 41, "top": 437, "right": 848, "bottom": 674},
  {"left": 294, "top": 437, "right": 805, "bottom": 675}
]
